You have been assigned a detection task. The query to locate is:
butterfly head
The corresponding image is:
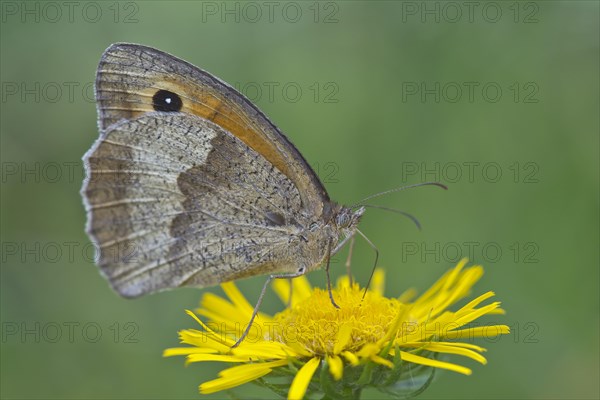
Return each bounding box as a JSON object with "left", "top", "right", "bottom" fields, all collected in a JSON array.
[{"left": 334, "top": 205, "right": 365, "bottom": 237}]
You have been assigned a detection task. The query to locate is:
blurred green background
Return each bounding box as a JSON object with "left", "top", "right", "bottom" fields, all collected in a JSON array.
[{"left": 1, "top": 1, "right": 598, "bottom": 399}]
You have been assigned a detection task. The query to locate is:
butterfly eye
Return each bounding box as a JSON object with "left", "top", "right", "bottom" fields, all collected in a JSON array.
[
  {"left": 152, "top": 89, "right": 183, "bottom": 112},
  {"left": 336, "top": 213, "right": 350, "bottom": 228}
]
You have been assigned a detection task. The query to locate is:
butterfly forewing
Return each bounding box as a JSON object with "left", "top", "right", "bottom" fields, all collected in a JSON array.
[{"left": 95, "top": 43, "right": 329, "bottom": 216}]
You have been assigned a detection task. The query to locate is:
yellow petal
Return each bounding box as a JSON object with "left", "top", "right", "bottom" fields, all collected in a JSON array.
[
  {"left": 233, "top": 342, "right": 298, "bottom": 359},
  {"left": 413, "top": 260, "right": 468, "bottom": 306},
  {"left": 285, "top": 340, "right": 314, "bottom": 358},
  {"left": 184, "top": 310, "right": 235, "bottom": 348},
  {"left": 457, "top": 291, "right": 495, "bottom": 313},
  {"left": 419, "top": 341, "right": 487, "bottom": 352},
  {"left": 272, "top": 276, "right": 312, "bottom": 307},
  {"left": 336, "top": 274, "right": 351, "bottom": 288},
  {"left": 371, "top": 269, "right": 385, "bottom": 296},
  {"left": 440, "top": 258, "right": 469, "bottom": 292},
  {"left": 357, "top": 343, "right": 380, "bottom": 358},
  {"left": 272, "top": 278, "right": 292, "bottom": 305},
  {"left": 379, "top": 304, "right": 412, "bottom": 346},
  {"left": 221, "top": 282, "right": 255, "bottom": 316},
  {"left": 327, "top": 355, "right": 344, "bottom": 380},
  {"left": 408, "top": 343, "right": 488, "bottom": 364},
  {"left": 163, "top": 347, "right": 216, "bottom": 357},
  {"left": 398, "top": 288, "right": 417, "bottom": 303},
  {"left": 371, "top": 355, "right": 393, "bottom": 368},
  {"left": 178, "top": 329, "right": 231, "bottom": 353},
  {"left": 453, "top": 302, "right": 502, "bottom": 327},
  {"left": 341, "top": 351, "right": 360, "bottom": 366},
  {"left": 197, "top": 309, "right": 272, "bottom": 342},
  {"left": 187, "top": 354, "right": 248, "bottom": 363},
  {"left": 434, "top": 267, "right": 484, "bottom": 311},
  {"left": 445, "top": 325, "right": 510, "bottom": 339},
  {"left": 293, "top": 275, "right": 313, "bottom": 302},
  {"left": 288, "top": 357, "right": 320, "bottom": 400},
  {"left": 199, "top": 292, "right": 242, "bottom": 320},
  {"left": 333, "top": 324, "right": 352, "bottom": 355},
  {"left": 200, "top": 364, "right": 274, "bottom": 394},
  {"left": 398, "top": 350, "right": 472, "bottom": 375},
  {"left": 219, "top": 359, "right": 289, "bottom": 376}
]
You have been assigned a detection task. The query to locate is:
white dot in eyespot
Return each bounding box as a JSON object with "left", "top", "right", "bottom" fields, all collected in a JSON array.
[{"left": 165, "top": 98, "right": 172, "bottom": 104}]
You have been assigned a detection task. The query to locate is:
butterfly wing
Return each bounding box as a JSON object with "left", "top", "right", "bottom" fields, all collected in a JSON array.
[
  {"left": 94, "top": 43, "right": 330, "bottom": 216},
  {"left": 83, "top": 112, "right": 311, "bottom": 297}
]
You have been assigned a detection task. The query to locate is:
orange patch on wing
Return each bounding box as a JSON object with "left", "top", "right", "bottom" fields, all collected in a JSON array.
[{"left": 142, "top": 79, "right": 291, "bottom": 180}]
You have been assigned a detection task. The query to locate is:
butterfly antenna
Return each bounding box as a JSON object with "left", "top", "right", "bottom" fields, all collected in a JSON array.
[
  {"left": 356, "top": 229, "right": 379, "bottom": 301},
  {"left": 351, "top": 182, "right": 447, "bottom": 208},
  {"left": 359, "top": 204, "right": 422, "bottom": 230}
]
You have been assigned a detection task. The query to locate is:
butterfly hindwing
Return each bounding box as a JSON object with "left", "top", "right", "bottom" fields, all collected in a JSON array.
[{"left": 83, "top": 112, "right": 307, "bottom": 297}]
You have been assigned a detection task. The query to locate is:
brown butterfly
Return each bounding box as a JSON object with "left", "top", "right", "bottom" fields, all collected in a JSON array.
[
  {"left": 82, "top": 44, "right": 443, "bottom": 345},
  {"left": 81, "top": 43, "right": 369, "bottom": 343}
]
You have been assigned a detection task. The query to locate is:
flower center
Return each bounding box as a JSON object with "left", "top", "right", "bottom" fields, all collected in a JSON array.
[{"left": 270, "top": 284, "right": 402, "bottom": 355}]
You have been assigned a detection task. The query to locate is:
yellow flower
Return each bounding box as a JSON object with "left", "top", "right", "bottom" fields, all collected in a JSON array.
[{"left": 164, "top": 259, "right": 509, "bottom": 399}]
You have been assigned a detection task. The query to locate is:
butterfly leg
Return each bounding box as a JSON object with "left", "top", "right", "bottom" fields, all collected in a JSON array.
[
  {"left": 286, "top": 278, "right": 293, "bottom": 308},
  {"left": 356, "top": 229, "right": 379, "bottom": 300},
  {"left": 232, "top": 268, "right": 307, "bottom": 348},
  {"left": 345, "top": 236, "right": 356, "bottom": 286},
  {"left": 325, "top": 239, "right": 340, "bottom": 309}
]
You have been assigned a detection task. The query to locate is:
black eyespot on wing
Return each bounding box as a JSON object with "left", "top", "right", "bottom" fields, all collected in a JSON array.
[{"left": 152, "top": 90, "right": 182, "bottom": 112}]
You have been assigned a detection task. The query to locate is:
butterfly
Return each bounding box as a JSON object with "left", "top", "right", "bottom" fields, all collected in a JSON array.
[
  {"left": 82, "top": 44, "right": 445, "bottom": 345},
  {"left": 81, "top": 43, "right": 371, "bottom": 343}
]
